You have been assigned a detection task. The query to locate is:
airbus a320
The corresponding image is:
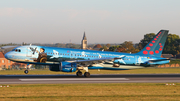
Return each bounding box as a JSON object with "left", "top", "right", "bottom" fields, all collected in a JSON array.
[{"left": 5, "top": 30, "right": 170, "bottom": 77}]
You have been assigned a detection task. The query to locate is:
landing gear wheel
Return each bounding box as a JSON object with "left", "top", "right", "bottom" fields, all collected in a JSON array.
[
  {"left": 76, "top": 71, "right": 82, "bottom": 77},
  {"left": 24, "top": 70, "right": 29, "bottom": 74},
  {"left": 84, "top": 72, "right": 90, "bottom": 77}
]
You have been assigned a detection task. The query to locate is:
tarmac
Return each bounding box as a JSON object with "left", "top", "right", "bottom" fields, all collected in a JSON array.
[{"left": 0, "top": 74, "right": 180, "bottom": 84}]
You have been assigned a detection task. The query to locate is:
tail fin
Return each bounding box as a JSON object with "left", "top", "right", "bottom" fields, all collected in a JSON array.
[{"left": 137, "top": 30, "right": 169, "bottom": 57}]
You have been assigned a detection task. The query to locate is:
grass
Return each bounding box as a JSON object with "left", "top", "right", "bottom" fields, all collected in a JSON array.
[
  {"left": 0, "top": 68, "right": 180, "bottom": 75},
  {"left": 0, "top": 68, "right": 180, "bottom": 100},
  {"left": 0, "top": 83, "right": 180, "bottom": 101},
  {"left": 169, "top": 59, "right": 180, "bottom": 64}
]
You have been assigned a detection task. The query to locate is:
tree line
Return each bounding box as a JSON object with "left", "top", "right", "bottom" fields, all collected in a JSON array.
[
  {"left": 138, "top": 33, "right": 180, "bottom": 55},
  {"left": 95, "top": 33, "right": 180, "bottom": 55}
]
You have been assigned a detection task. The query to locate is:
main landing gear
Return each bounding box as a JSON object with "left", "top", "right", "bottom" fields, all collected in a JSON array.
[
  {"left": 76, "top": 70, "right": 82, "bottom": 76},
  {"left": 76, "top": 67, "right": 90, "bottom": 77},
  {"left": 84, "top": 72, "right": 90, "bottom": 77},
  {"left": 76, "top": 70, "right": 90, "bottom": 77}
]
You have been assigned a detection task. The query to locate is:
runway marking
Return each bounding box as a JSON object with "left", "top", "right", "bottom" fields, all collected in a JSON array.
[{"left": 19, "top": 78, "right": 129, "bottom": 81}]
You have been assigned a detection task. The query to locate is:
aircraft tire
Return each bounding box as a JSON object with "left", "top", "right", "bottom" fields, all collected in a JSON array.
[
  {"left": 84, "top": 72, "right": 90, "bottom": 77},
  {"left": 24, "top": 70, "right": 28, "bottom": 74},
  {"left": 76, "top": 71, "right": 82, "bottom": 76}
]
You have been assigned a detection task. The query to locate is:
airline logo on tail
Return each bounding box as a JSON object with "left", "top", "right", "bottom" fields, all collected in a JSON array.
[{"left": 137, "top": 30, "right": 169, "bottom": 57}]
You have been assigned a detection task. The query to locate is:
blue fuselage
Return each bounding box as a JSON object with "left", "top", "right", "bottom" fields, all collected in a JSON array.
[{"left": 5, "top": 45, "right": 170, "bottom": 68}]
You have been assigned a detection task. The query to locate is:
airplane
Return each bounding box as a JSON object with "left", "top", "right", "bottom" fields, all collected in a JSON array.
[{"left": 4, "top": 30, "right": 170, "bottom": 77}]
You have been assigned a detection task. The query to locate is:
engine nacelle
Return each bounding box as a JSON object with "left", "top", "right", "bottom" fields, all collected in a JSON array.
[
  {"left": 49, "top": 64, "right": 60, "bottom": 71},
  {"left": 49, "top": 62, "right": 77, "bottom": 72}
]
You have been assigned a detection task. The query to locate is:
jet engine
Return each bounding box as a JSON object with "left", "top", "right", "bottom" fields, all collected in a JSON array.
[{"left": 49, "top": 62, "right": 77, "bottom": 72}]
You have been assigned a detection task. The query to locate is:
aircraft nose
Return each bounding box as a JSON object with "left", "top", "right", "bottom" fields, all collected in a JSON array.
[{"left": 4, "top": 52, "right": 9, "bottom": 59}]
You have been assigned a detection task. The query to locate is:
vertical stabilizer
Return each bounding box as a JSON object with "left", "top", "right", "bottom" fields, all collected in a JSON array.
[{"left": 137, "top": 30, "right": 169, "bottom": 57}]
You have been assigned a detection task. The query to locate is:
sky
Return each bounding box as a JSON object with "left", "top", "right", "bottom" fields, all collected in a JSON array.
[{"left": 0, "top": 0, "right": 180, "bottom": 44}]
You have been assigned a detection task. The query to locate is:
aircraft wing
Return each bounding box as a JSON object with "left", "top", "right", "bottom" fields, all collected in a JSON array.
[
  {"left": 68, "top": 57, "right": 121, "bottom": 67},
  {"left": 1, "top": 46, "right": 18, "bottom": 49}
]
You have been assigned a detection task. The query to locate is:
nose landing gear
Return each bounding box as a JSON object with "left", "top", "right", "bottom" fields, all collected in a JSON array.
[
  {"left": 24, "top": 70, "right": 29, "bottom": 74},
  {"left": 24, "top": 64, "right": 29, "bottom": 74}
]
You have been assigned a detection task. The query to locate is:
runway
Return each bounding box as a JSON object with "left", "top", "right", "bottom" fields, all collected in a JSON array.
[{"left": 0, "top": 74, "right": 180, "bottom": 84}]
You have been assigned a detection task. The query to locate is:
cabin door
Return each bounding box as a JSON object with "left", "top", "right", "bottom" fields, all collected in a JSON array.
[
  {"left": 135, "top": 56, "right": 141, "bottom": 65},
  {"left": 26, "top": 47, "right": 32, "bottom": 57}
]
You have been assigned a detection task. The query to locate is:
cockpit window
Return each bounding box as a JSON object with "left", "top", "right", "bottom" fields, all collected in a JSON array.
[{"left": 12, "top": 49, "right": 21, "bottom": 52}]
